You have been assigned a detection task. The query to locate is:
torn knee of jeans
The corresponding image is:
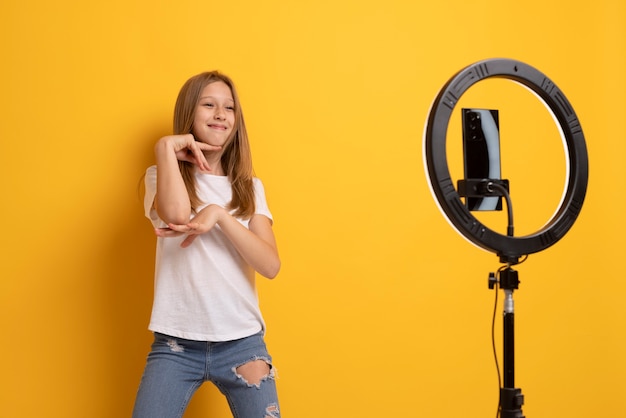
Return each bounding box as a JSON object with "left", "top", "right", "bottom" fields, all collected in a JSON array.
[
  {"left": 265, "top": 403, "right": 280, "bottom": 418},
  {"left": 233, "top": 357, "right": 275, "bottom": 388}
]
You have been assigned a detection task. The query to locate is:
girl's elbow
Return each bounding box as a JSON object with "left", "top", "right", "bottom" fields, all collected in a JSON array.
[
  {"left": 166, "top": 215, "right": 191, "bottom": 225},
  {"left": 262, "top": 259, "right": 281, "bottom": 279},
  {"left": 157, "top": 207, "right": 191, "bottom": 225}
]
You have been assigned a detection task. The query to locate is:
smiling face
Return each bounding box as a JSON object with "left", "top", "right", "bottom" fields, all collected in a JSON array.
[{"left": 191, "top": 81, "right": 235, "bottom": 147}]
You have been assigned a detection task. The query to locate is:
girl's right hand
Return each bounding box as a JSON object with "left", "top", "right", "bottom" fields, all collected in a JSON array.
[{"left": 156, "top": 134, "right": 221, "bottom": 172}]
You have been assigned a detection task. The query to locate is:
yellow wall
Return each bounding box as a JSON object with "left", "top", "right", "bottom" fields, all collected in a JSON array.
[{"left": 1, "top": 0, "right": 624, "bottom": 416}]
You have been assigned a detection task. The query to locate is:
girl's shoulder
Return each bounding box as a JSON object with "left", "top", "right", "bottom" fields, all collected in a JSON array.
[{"left": 252, "top": 177, "right": 267, "bottom": 190}]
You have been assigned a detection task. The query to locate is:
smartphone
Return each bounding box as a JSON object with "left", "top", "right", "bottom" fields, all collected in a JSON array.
[{"left": 462, "top": 108, "right": 502, "bottom": 211}]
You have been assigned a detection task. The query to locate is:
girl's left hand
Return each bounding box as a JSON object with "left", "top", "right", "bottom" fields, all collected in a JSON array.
[{"left": 154, "top": 205, "right": 225, "bottom": 248}]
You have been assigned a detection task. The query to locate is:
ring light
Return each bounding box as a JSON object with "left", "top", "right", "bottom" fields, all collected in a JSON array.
[{"left": 423, "top": 58, "right": 588, "bottom": 262}]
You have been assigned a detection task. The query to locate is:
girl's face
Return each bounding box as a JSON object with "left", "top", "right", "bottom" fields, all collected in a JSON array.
[{"left": 192, "top": 81, "right": 235, "bottom": 147}]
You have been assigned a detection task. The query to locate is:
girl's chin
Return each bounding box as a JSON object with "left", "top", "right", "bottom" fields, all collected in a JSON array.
[{"left": 195, "top": 138, "right": 225, "bottom": 147}]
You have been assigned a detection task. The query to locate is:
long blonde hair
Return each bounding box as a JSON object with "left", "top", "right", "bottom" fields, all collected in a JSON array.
[{"left": 174, "top": 71, "right": 255, "bottom": 219}]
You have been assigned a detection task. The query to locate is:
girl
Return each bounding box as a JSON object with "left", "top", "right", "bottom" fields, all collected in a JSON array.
[{"left": 133, "top": 71, "right": 281, "bottom": 418}]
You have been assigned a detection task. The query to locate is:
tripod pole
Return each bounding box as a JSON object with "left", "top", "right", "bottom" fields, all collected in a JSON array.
[
  {"left": 499, "top": 268, "right": 525, "bottom": 418},
  {"left": 503, "top": 289, "right": 515, "bottom": 388}
]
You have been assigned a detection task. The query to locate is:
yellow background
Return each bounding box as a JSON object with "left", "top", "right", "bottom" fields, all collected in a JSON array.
[{"left": 1, "top": 0, "right": 624, "bottom": 417}]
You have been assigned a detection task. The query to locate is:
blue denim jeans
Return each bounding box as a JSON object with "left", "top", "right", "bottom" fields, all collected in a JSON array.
[{"left": 132, "top": 331, "right": 280, "bottom": 418}]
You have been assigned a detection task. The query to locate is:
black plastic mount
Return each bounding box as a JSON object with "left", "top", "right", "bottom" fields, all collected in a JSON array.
[
  {"left": 457, "top": 178, "right": 509, "bottom": 198},
  {"left": 500, "top": 388, "right": 525, "bottom": 418},
  {"left": 487, "top": 268, "right": 520, "bottom": 290},
  {"left": 499, "top": 267, "right": 519, "bottom": 290}
]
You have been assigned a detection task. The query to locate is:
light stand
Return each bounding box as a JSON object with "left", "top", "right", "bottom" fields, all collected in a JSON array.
[
  {"left": 423, "top": 58, "right": 589, "bottom": 417},
  {"left": 491, "top": 266, "right": 525, "bottom": 418}
]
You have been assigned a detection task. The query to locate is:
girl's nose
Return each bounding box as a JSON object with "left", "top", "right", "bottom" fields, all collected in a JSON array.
[{"left": 213, "top": 106, "right": 225, "bottom": 120}]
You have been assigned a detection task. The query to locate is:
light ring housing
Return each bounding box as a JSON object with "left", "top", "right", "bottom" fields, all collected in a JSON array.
[{"left": 423, "top": 58, "right": 588, "bottom": 260}]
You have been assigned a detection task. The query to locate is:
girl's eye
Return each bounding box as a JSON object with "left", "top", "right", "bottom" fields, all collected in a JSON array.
[
  {"left": 203, "top": 103, "right": 214, "bottom": 107},
  {"left": 226, "top": 106, "right": 235, "bottom": 111}
]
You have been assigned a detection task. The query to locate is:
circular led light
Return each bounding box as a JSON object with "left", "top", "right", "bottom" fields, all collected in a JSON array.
[{"left": 423, "top": 58, "right": 588, "bottom": 261}]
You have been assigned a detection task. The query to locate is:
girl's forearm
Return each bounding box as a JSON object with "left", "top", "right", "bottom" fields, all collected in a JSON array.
[
  {"left": 214, "top": 208, "right": 281, "bottom": 279},
  {"left": 155, "top": 139, "right": 192, "bottom": 224}
]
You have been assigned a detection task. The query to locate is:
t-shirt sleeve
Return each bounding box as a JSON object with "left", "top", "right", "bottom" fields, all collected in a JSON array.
[
  {"left": 144, "top": 165, "right": 166, "bottom": 228},
  {"left": 253, "top": 178, "right": 273, "bottom": 224}
]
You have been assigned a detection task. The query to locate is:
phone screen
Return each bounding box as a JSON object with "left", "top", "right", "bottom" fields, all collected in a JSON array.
[{"left": 462, "top": 108, "right": 502, "bottom": 211}]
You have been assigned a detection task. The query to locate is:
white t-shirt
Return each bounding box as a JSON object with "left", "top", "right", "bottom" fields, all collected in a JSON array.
[{"left": 143, "top": 165, "right": 273, "bottom": 341}]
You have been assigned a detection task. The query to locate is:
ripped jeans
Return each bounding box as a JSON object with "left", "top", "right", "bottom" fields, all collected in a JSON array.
[{"left": 132, "top": 331, "right": 280, "bottom": 418}]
